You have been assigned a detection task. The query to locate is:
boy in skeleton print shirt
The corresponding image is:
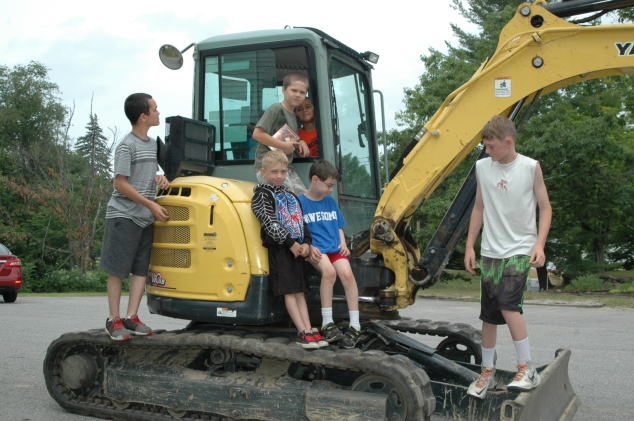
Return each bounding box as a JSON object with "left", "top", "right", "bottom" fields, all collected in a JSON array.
[{"left": 251, "top": 151, "right": 326, "bottom": 349}]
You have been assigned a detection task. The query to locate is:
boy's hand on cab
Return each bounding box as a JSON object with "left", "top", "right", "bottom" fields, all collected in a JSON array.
[
  {"left": 150, "top": 202, "right": 170, "bottom": 222},
  {"left": 299, "top": 243, "right": 310, "bottom": 258},
  {"left": 308, "top": 246, "right": 322, "bottom": 264},
  {"left": 289, "top": 242, "right": 302, "bottom": 258},
  {"left": 339, "top": 242, "right": 350, "bottom": 257},
  {"left": 155, "top": 175, "right": 169, "bottom": 190},
  {"left": 297, "top": 140, "right": 310, "bottom": 157}
]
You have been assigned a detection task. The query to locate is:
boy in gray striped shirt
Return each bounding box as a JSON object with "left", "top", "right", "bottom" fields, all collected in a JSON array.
[{"left": 100, "top": 93, "right": 170, "bottom": 341}]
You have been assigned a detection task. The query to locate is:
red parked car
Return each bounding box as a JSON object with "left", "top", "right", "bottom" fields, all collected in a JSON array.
[{"left": 0, "top": 243, "right": 22, "bottom": 303}]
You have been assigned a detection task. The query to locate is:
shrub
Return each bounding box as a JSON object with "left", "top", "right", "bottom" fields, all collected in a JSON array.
[
  {"left": 22, "top": 269, "right": 129, "bottom": 293},
  {"left": 564, "top": 275, "right": 605, "bottom": 293},
  {"left": 19, "top": 262, "right": 37, "bottom": 292},
  {"left": 610, "top": 282, "right": 634, "bottom": 293}
]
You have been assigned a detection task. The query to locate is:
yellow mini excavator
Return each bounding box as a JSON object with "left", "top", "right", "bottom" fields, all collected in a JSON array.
[{"left": 45, "top": 1, "right": 634, "bottom": 419}]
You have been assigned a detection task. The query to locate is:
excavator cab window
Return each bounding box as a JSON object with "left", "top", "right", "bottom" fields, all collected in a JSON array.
[
  {"left": 328, "top": 57, "right": 379, "bottom": 234},
  {"left": 202, "top": 46, "right": 312, "bottom": 164}
]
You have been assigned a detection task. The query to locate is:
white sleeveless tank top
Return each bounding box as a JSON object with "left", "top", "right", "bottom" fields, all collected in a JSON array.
[{"left": 476, "top": 154, "right": 537, "bottom": 259}]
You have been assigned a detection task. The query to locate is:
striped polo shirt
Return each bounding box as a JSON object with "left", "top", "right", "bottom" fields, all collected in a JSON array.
[{"left": 105, "top": 132, "right": 159, "bottom": 227}]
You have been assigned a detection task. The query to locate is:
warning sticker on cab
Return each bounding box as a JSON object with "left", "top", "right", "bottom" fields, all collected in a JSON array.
[
  {"left": 217, "top": 308, "right": 237, "bottom": 317},
  {"left": 203, "top": 233, "right": 217, "bottom": 251},
  {"left": 494, "top": 77, "right": 511, "bottom": 98}
]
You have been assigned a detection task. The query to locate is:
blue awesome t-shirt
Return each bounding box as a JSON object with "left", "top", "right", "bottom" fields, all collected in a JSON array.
[{"left": 298, "top": 195, "right": 346, "bottom": 253}]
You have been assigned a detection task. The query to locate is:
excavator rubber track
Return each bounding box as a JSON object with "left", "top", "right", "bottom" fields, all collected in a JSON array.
[
  {"left": 378, "top": 317, "right": 483, "bottom": 363},
  {"left": 44, "top": 325, "right": 437, "bottom": 421}
]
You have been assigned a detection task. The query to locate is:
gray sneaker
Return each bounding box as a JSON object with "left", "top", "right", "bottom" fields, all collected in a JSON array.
[
  {"left": 122, "top": 315, "right": 153, "bottom": 336},
  {"left": 507, "top": 361, "right": 541, "bottom": 391},
  {"left": 319, "top": 322, "right": 344, "bottom": 343},
  {"left": 467, "top": 363, "right": 497, "bottom": 399},
  {"left": 339, "top": 326, "right": 361, "bottom": 349},
  {"left": 105, "top": 317, "right": 130, "bottom": 341}
]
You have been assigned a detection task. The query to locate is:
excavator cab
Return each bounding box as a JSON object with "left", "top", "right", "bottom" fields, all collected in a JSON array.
[
  {"left": 168, "top": 27, "right": 381, "bottom": 230},
  {"left": 147, "top": 28, "right": 390, "bottom": 325}
]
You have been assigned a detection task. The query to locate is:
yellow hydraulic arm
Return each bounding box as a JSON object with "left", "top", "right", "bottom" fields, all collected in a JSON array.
[{"left": 371, "top": 0, "right": 634, "bottom": 310}]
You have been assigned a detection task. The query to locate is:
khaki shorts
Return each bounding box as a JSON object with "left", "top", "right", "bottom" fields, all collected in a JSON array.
[{"left": 479, "top": 255, "right": 531, "bottom": 325}]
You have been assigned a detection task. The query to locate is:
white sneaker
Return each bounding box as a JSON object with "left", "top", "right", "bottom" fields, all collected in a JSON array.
[
  {"left": 507, "top": 361, "right": 541, "bottom": 391},
  {"left": 467, "top": 363, "right": 497, "bottom": 399}
]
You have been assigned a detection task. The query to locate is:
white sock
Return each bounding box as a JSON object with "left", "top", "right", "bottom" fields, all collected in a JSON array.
[
  {"left": 349, "top": 310, "right": 360, "bottom": 330},
  {"left": 482, "top": 346, "right": 496, "bottom": 367},
  {"left": 321, "top": 307, "right": 333, "bottom": 327},
  {"left": 513, "top": 337, "right": 531, "bottom": 365}
]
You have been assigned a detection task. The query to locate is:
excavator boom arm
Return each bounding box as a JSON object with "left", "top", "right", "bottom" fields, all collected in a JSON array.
[{"left": 371, "top": 0, "right": 634, "bottom": 309}]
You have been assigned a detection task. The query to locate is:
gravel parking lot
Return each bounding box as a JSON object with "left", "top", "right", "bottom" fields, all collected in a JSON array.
[{"left": 1, "top": 296, "right": 632, "bottom": 420}]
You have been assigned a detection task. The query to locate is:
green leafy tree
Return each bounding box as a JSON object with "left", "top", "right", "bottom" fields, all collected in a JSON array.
[
  {"left": 0, "top": 62, "right": 116, "bottom": 276},
  {"left": 519, "top": 79, "right": 634, "bottom": 268},
  {"left": 0, "top": 61, "right": 67, "bottom": 159},
  {"left": 0, "top": 61, "right": 69, "bottom": 272},
  {"left": 6, "top": 138, "right": 115, "bottom": 273}
]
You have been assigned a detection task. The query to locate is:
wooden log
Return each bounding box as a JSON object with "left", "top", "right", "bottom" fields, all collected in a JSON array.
[{"left": 598, "top": 275, "right": 633, "bottom": 284}]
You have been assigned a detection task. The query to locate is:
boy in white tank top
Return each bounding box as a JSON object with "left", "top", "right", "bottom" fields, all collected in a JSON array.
[{"left": 464, "top": 116, "right": 552, "bottom": 399}]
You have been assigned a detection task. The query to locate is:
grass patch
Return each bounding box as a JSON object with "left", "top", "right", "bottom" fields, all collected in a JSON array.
[
  {"left": 603, "top": 269, "right": 634, "bottom": 277},
  {"left": 418, "top": 270, "right": 634, "bottom": 308},
  {"left": 420, "top": 270, "right": 480, "bottom": 300}
]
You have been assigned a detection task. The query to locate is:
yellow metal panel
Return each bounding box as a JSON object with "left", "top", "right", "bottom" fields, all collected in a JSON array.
[
  {"left": 148, "top": 178, "right": 253, "bottom": 302},
  {"left": 173, "top": 176, "right": 256, "bottom": 202},
  {"left": 234, "top": 203, "right": 269, "bottom": 275}
]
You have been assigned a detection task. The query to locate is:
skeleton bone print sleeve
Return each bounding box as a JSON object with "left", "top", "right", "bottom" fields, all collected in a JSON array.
[{"left": 251, "top": 188, "right": 294, "bottom": 247}]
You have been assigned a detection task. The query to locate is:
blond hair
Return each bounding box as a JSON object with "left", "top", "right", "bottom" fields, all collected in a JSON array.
[
  {"left": 261, "top": 150, "right": 288, "bottom": 169},
  {"left": 481, "top": 116, "right": 516, "bottom": 142},
  {"left": 283, "top": 72, "right": 309, "bottom": 89}
]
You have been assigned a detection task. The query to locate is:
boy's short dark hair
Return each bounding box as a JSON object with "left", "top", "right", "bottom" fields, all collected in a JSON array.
[
  {"left": 481, "top": 115, "right": 516, "bottom": 142},
  {"left": 309, "top": 160, "right": 339, "bottom": 181},
  {"left": 125, "top": 93, "right": 152, "bottom": 125},
  {"left": 283, "top": 72, "right": 309, "bottom": 89}
]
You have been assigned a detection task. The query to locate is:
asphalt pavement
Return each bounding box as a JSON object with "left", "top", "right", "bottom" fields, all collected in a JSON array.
[{"left": 1, "top": 296, "right": 632, "bottom": 421}]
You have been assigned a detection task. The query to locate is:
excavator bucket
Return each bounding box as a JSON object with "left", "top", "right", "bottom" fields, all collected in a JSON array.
[{"left": 431, "top": 349, "right": 579, "bottom": 421}]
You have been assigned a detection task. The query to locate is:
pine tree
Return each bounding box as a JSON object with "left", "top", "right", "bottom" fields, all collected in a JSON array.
[{"left": 75, "top": 112, "right": 111, "bottom": 175}]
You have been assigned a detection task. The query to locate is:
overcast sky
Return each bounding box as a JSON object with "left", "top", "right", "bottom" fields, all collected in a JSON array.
[{"left": 2, "top": 1, "right": 473, "bottom": 144}]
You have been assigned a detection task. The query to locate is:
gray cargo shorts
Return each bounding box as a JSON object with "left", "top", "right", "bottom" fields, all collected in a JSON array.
[{"left": 99, "top": 217, "right": 154, "bottom": 279}]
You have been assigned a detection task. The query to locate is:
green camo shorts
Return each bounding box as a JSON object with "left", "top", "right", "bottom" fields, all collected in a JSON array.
[{"left": 479, "top": 255, "right": 531, "bottom": 325}]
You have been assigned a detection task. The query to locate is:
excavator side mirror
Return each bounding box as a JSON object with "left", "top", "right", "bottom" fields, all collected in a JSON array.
[{"left": 159, "top": 44, "right": 184, "bottom": 70}]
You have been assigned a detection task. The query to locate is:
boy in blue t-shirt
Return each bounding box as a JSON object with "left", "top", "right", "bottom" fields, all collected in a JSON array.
[{"left": 299, "top": 160, "right": 361, "bottom": 348}]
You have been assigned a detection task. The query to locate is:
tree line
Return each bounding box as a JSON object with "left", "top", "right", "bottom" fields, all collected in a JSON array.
[
  {"left": 385, "top": 0, "right": 634, "bottom": 274},
  {"left": 0, "top": 62, "right": 114, "bottom": 288}
]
